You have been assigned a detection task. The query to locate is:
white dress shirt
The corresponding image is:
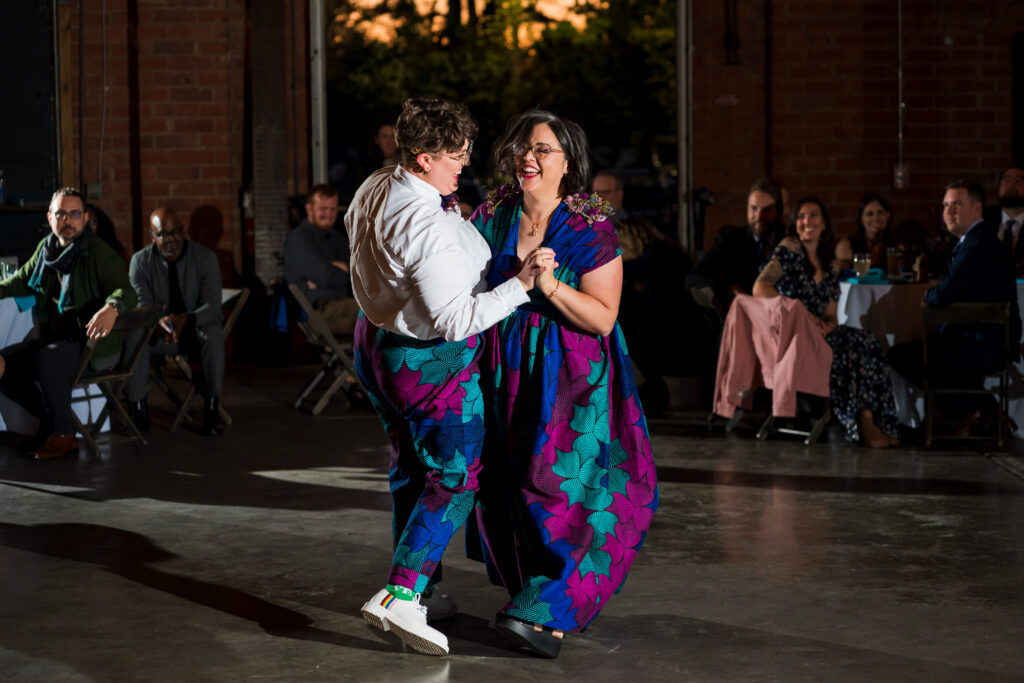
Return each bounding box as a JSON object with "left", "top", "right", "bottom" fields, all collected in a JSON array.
[{"left": 345, "top": 165, "right": 528, "bottom": 342}]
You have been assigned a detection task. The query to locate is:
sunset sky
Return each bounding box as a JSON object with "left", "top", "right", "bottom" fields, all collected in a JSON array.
[{"left": 334, "top": 0, "right": 594, "bottom": 45}]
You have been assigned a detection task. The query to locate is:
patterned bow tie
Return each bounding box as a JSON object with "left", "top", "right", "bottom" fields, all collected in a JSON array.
[{"left": 441, "top": 193, "right": 460, "bottom": 214}]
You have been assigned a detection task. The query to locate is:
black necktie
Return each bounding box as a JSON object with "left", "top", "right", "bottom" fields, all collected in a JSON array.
[{"left": 999, "top": 219, "right": 1013, "bottom": 247}]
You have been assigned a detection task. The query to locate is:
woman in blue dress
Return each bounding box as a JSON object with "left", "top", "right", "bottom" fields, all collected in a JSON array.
[
  {"left": 753, "top": 196, "right": 900, "bottom": 447},
  {"left": 470, "top": 110, "right": 658, "bottom": 658}
]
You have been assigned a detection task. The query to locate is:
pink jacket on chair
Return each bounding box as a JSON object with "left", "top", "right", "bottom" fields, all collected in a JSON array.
[{"left": 713, "top": 294, "right": 832, "bottom": 418}]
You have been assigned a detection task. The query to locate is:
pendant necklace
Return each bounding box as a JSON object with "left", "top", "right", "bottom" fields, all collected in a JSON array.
[{"left": 524, "top": 207, "right": 556, "bottom": 237}]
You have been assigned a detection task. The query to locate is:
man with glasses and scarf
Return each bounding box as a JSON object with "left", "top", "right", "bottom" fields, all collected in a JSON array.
[{"left": 0, "top": 187, "right": 136, "bottom": 459}]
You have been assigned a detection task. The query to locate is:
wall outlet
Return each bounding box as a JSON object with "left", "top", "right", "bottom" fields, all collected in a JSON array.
[{"left": 85, "top": 182, "right": 103, "bottom": 199}]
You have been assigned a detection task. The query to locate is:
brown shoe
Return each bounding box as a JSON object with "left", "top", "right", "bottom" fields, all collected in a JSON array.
[{"left": 30, "top": 433, "right": 79, "bottom": 460}]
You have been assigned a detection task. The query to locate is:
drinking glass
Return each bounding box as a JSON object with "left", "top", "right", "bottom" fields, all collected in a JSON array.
[
  {"left": 853, "top": 253, "right": 871, "bottom": 277},
  {"left": 886, "top": 247, "right": 901, "bottom": 279}
]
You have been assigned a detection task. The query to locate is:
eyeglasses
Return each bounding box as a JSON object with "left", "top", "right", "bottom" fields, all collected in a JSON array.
[
  {"left": 518, "top": 143, "right": 564, "bottom": 161},
  {"left": 444, "top": 142, "right": 473, "bottom": 167},
  {"left": 444, "top": 151, "right": 472, "bottom": 166},
  {"left": 154, "top": 227, "right": 184, "bottom": 239},
  {"left": 52, "top": 209, "right": 83, "bottom": 221}
]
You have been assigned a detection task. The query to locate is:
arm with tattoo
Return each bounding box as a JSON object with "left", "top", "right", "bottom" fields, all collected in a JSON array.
[{"left": 753, "top": 259, "right": 783, "bottom": 298}]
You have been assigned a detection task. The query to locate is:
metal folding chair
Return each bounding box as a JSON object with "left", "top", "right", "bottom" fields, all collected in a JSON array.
[
  {"left": 287, "top": 283, "right": 366, "bottom": 415},
  {"left": 923, "top": 301, "right": 1013, "bottom": 448},
  {"left": 70, "top": 305, "right": 164, "bottom": 454},
  {"left": 756, "top": 395, "right": 833, "bottom": 446},
  {"left": 149, "top": 287, "right": 250, "bottom": 431}
]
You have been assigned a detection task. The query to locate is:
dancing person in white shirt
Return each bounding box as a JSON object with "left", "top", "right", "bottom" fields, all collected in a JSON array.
[{"left": 346, "top": 98, "right": 555, "bottom": 656}]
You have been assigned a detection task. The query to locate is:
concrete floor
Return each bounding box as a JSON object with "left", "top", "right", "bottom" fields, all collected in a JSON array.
[{"left": 1, "top": 365, "right": 1023, "bottom": 682}]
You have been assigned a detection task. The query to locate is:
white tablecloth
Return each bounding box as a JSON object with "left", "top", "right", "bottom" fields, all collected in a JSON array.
[
  {"left": 838, "top": 281, "right": 1024, "bottom": 435},
  {"left": 0, "top": 298, "right": 108, "bottom": 435}
]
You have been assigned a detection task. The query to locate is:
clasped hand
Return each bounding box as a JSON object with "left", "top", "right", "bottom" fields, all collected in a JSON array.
[{"left": 517, "top": 247, "right": 558, "bottom": 291}]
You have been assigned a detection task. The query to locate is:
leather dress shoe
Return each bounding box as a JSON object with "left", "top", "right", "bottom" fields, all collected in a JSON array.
[
  {"left": 31, "top": 433, "right": 79, "bottom": 460},
  {"left": 202, "top": 396, "right": 224, "bottom": 437}
]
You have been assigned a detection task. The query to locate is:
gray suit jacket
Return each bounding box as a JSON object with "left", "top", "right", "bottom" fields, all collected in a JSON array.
[{"left": 130, "top": 241, "right": 223, "bottom": 328}]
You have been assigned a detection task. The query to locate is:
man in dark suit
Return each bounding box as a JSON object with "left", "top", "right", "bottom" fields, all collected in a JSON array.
[
  {"left": 889, "top": 180, "right": 1021, "bottom": 422},
  {"left": 687, "top": 177, "right": 784, "bottom": 307},
  {"left": 984, "top": 165, "right": 1024, "bottom": 274},
  {"left": 125, "top": 207, "right": 226, "bottom": 435}
]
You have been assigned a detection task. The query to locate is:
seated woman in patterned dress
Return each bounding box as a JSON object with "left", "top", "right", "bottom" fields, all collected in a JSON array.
[{"left": 753, "top": 196, "right": 900, "bottom": 447}]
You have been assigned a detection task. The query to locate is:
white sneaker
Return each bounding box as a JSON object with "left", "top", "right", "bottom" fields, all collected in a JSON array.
[
  {"left": 422, "top": 588, "right": 457, "bottom": 622},
  {"left": 361, "top": 587, "right": 392, "bottom": 633},
  {"left": 360, "top": 588, "right": 449, "bottom": 656}
]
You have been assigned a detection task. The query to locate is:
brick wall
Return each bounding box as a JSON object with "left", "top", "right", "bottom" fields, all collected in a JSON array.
[
  {"left": 694, "top": 0, "right": 1023, "bottom": 248},
  {"left": 68, "top": 0, "right": 309, "bottom": 282}
]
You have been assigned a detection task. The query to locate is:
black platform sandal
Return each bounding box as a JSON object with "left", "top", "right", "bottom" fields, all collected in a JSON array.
[{"left": 494, "top": 614, "right": 564, "bottom": 659}]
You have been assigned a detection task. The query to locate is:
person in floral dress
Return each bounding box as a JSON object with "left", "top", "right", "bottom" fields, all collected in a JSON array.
[
  {"left": 753, "top": 196, "right": 900, "bottom": 447},
  {"left": 346, "top": 98, "right": 555, "bottom": 656},
  {"left": 469, "top": 109, "right": 659, "bottom": 658}
]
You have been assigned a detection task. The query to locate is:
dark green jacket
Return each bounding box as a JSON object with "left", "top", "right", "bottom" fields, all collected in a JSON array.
[{"left": 0, "top": 234, "right": 138, "bottom": 363}]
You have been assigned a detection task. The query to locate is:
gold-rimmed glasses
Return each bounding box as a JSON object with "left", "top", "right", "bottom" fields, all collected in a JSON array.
[
  {"left": 444, "top": 151, "right": 472, "bottom": 166},
  {"left": 444, "top": 141, "right": 473, "bottom": 166},
  {"left": 518, "top": 143, "right": 564, "bottom": 161}
]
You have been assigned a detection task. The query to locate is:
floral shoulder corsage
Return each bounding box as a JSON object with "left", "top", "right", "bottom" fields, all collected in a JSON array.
[
  {"left": 563, "top": 192, "right": 613, "bottom": 225},
  {"left": 483, "top": 184, "right": 613, "bottom": 225},
  {"left": 483, "top": 183, "right": 522, "bottom": 214}
]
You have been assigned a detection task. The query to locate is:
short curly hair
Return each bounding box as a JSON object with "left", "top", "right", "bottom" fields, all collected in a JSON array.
[
  {"left": 493, "top": 109, "right": 591, "bottom": 196},
  {"left": 395, "top": 97, "right": 478, "bottom": 168}
]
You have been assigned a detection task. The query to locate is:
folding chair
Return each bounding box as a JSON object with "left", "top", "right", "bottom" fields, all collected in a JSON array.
[
  {"left": 923, "top": 301, "right": 1013, "bottom": 448},
  {"left": 287, "top": 283, "right": 366, "bottom": 415},
  {"left": 71, "top": 305, "right": 164, "bottom": 454},
  {"left": 150, "top": 287, "right": 250, "bottom": 432},
  {"left": 709, "top": 294, "right": 833, "bottom": 444},
  {"left": 756, "top": 395, "right": 833, "bottom": 445}
]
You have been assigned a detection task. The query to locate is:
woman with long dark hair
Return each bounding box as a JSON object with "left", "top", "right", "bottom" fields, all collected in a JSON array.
[
  {"left": 754, "top": 196, "right": 899, "bottom": 446},
  {"left": 834, "top": 193, "right": 893, "bottom": 271}
]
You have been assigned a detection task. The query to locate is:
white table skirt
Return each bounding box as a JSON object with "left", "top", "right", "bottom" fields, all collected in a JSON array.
[
  {"left": 838, "top": 281, "right": 1024, "bottom": 435},
  {"left": 0, "top": 298, "right": 109, "bottom": 435}
]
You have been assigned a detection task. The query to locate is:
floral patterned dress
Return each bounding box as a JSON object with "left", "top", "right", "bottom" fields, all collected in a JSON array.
[
  {"left": 772, "top": 244, "right": 900, "bottom": 441},
  {"left": 468, "top": 186, "right": 659, "bottom": 633}
]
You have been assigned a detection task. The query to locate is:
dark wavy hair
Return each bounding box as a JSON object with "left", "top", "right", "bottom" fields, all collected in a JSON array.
[
  {"left": 493, "top": 109, "right": 591, "bottom": 196},
  {"left": 787, "top": 196, "right": 834, "bottom": 267},
  {"left": 395, "top": 97, "right": 478, "bottom": 169},
  {"left": 855, "top": 192, "right": 893, "bottom": 238}
]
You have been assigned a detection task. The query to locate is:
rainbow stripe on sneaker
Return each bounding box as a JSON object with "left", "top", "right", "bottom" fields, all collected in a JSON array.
[{"left": 380, "top": 593, "right": 398, "bottom": 610}]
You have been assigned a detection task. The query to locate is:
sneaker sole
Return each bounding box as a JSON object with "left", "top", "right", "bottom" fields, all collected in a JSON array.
[
  {"left": 386, "top": 620, "right": 448, "bottom": 656},
  {"left": 361, "top": 605, "right": 390, "bottom": 633}
]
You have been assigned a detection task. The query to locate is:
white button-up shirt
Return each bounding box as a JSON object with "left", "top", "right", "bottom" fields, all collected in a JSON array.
[{"left": 345, "top": 165, "right": 528, "bottom": 341}]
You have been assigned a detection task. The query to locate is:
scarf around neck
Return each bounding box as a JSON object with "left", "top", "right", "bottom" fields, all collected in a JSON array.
[{"left": 27, "top": 228, "right": 91, "bottom": 314}]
